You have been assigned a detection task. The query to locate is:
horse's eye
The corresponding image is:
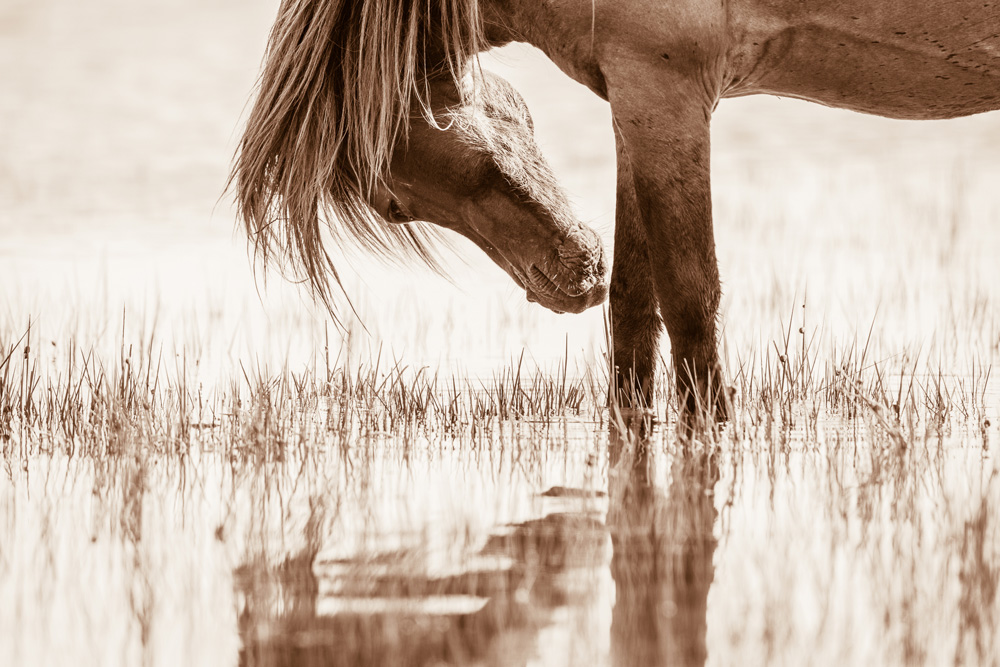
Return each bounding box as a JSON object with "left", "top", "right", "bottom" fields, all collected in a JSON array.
[{"left": 387, "top": 198, "right": 414, "bottom": 223}]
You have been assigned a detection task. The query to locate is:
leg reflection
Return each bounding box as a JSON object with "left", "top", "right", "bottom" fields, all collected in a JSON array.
[{"left": 608, "top": 420, "right": 719, "bottom": 667}]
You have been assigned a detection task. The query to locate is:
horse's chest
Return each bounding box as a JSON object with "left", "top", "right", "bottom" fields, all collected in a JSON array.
[
  {"left": 517, "top": 1, "right": 611, "bottom": 98},
  {"left": 543, "top": 44, "right": 609, "bottom": 99},
  {"left": 527, "top": 0, "right": 726, "bottom": 99}
]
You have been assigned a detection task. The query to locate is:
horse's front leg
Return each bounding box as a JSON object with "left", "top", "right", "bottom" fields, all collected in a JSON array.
[
  {"left": 610, "top": 124, "right": 661, "bottom": 410},
  {"left": 607, "top": 65, "right": 729, "bottom": 424}
]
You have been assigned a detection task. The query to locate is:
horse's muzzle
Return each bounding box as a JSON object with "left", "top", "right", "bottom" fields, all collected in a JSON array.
[{"left": 522, "top": 225, "right": 608, "bottom": 314}]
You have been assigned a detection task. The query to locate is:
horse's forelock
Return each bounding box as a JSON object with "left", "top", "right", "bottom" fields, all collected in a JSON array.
[{"left": 231, "top": 0, "right": 483, "bottom": 320}]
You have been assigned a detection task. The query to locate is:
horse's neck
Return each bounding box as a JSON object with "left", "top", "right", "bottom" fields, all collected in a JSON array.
[
  {"left": 479, "top": 0, "right": 586, "bottom": 46},
  {"left": 477, "top": 0, "right": 519, "bottom": 44},
  {"left": 480, "top": 0, "right": 609, "bottom": 98}
]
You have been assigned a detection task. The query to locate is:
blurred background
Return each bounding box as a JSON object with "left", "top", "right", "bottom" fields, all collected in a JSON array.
[
  {"left": 3, "top": 0, "right": 1000, "bottom": 375},
  {"left": 4, "top": 3, "right": 1000, "bottom": 666}
]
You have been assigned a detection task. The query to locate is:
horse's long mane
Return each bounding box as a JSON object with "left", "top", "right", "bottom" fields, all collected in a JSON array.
[{"left": 231, "top": 0, "right": 482, "bottom": 317}]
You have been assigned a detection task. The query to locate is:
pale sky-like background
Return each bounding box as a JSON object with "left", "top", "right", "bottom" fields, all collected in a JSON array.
[{"left": 3, "top": 0, "right": 1000, "bottom": 375}]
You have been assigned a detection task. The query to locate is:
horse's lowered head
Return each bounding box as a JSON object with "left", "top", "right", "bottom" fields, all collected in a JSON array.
[
  {"left": 233, "top": 0, "right": 606, "bottom": 318},
  {"left": 369, "top": 71, "right": 608, "bottom": 314}
]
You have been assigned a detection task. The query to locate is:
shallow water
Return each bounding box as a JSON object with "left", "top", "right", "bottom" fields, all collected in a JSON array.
[
  {"left": 5, "top": 411, "right": 998, "bottom": 666},
  {"left": 3, "top": 0, "right": 1000, "bottom": 665}
]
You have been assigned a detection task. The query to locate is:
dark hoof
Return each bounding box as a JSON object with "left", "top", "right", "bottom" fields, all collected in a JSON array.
[{"left": 676, "top": 381, "right": 732, "bottom": 438}]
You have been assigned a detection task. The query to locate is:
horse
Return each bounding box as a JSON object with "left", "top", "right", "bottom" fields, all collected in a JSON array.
[
  {"left": 231, "top": 6, "right": 608, "bottom": 322},
  {"left": 233, "top": 0, "right": 1000, "bottom": 422}
]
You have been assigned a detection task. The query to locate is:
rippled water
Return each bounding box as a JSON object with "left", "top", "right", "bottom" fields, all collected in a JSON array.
[{"left": 3, "top": 0, "right": 1000, "bottom": 665}]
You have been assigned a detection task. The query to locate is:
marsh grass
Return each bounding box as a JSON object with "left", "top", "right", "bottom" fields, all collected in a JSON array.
[
  {"left": 2, "top": 305, "right": 995, "bottom": 458},
  {"left": 1, "top": 303, "right": 999, "bottom": 666}
]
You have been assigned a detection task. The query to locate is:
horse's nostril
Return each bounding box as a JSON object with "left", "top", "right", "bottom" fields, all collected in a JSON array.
[
  {"left": 557, "top": 226, "right": 607, "bottom": 277},
  {"left": 557, "top": 244, "right": 595, "bottom": 266}
]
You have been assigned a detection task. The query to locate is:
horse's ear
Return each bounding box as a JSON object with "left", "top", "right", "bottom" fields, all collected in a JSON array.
[
  {"left": 519, "top": 98, "right": 535, "bottom": 133},
  {"left": 478, "top": 70, "right": 534, "bottom": 132}
]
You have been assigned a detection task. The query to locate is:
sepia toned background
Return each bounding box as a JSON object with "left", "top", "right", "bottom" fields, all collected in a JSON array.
[
  {"left": 4, "top": 0, "right": 1000, "bottom": 372},
  {"left": 2, "top": 1, "right": 1000, "bottom": 665}
]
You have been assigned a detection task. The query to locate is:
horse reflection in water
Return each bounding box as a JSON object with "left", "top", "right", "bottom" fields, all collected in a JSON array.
[
  {"left": 608, "top": 422, "right": 719, "bottom": 666},
  {"left": 236, "top": 424, "right": 718, "bottom": 667},
  {"left": 236, "top": 510, "right": 609, "bottom": 665}
]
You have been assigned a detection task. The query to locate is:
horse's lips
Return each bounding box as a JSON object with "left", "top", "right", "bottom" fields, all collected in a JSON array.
[
  {"left": 529, "top": 264, "right": 580, "bottom": 296},
  {"left": 481, "top": 223, "right": 606, "bottom": 313},
  {"left": 517, "top": 264, "right": 607, "bottom": 314}
]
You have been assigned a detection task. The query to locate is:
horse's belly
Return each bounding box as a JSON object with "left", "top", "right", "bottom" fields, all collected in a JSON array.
[{"left": 728, "top": 7, "right": 1000, "bottom": 120}]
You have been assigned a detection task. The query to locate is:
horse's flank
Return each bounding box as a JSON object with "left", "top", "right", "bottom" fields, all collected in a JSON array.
[{"left": 230, "top": 0, "right": 487, "bottom": 316}]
